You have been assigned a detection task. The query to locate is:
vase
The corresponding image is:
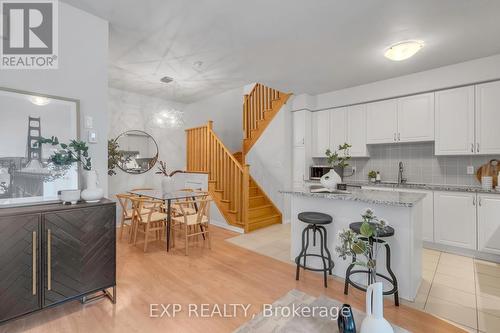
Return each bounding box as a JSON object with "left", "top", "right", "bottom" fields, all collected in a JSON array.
[
  {"left": 338, "top": 304, "right": 356, "bottom": 333},
  {"left": 320, "top": 169, "right": 342, "bottom": 190},
  {"left": 81, "top": 170, "right": 104, "bottom": 203},
  {"left": 161, "top": 176, "right": 174, "bottom": 194},
  {"left": 360, "top": 282, "right": 394, "bottom": 333}
]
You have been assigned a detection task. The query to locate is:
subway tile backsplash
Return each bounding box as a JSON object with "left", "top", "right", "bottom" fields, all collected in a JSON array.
[{"left": 313, "top": 142, "right": 499, "bottom": 186}]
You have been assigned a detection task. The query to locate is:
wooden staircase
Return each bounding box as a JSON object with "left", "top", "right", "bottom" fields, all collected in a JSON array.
[{"left": 186, "top": 83, "right": 291, "bottom": 232}]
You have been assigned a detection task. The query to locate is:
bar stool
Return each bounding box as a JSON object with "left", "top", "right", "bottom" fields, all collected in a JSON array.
[
  {"left": 295, "top": 212, "right": 335, "bottom": 288},
  {"left": 344, "top": 222, "right": 399, "bottom": 306}
]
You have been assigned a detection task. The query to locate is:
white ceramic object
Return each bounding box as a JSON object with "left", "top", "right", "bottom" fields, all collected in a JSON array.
[
  {"left": 360, "top": 282, "right": 394, "bottom": 333},
  {"left": 161, "top": 176, "right": 174, "bottom": 194},
  {"left": 482, "top": 176, "right": 493, "bottom": 190},
  {"left": 60, "top": 189, "right": 81, "bottom": 205},
  {"left": 320, "top": 169, "right": 342, "bottom": 190},
  {"left": 81, "top": 170, "right": 104, "bottom": 203}
]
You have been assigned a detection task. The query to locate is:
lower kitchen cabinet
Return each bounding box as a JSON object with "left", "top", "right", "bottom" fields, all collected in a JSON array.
[
  {"left": 478, "top": 194, "right": 500, "bottom": 255},
  {"left": 434, "top": 191, "right": 477, "bottom": 250},
  {"left": 0, "top": 200, "right": 116, "bottom": 324},
  {"left": 0, "top": 214, "right": 41, "bottom": 322}
]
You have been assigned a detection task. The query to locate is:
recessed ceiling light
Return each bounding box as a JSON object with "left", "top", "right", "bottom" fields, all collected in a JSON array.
[
  {"left": 384, "top": 40, "right": 424, "bottom": 61},
  {"left": 193, "top": 61, "right": 203, "bottom": 69},
  {"left": 29, "top": 96, "right": 50, "bottom": 106},
  {"left": 160, "top": 76, "right": 174, "bottom": 84}
]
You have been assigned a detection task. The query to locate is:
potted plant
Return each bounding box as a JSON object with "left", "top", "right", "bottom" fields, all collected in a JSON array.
[
  {"left": 108, "top": 138, "right": 124, "bottom": 176},
  {"left": 39, "top": 136, "right": 103, "bottom": 203},
  {"left": 368, "top": 170, "right": 377, "bottom": 183},
  {"left": 321, "top": 143, "right": 351, "bottom": 190}
]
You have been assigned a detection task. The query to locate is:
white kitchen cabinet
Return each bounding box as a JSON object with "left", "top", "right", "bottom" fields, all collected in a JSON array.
[
  {"left": 293, "top": 147, "right": 306, "bottom": 187},
  {"left": 312, "top": 110, "right": 330, "bottom": 157},
  {"left": 476, "top": 81, "right": 500, "bottom": 155},
  {"left": 435, "top": 86, "right": 475, "bottom": 155},
  {"left": 397, "top": 93, "right": 435, "bottom": 142},
  {"left": 434, "top": 191, "right": 477, "bottom": 250},
  {"left": 478, "top": 194, "right": 500, "bottom": 255},
  {"left": 347, "top": 104, "right": 369, "bottom": 157},
  {"left": 330, "top": 107, "right": 347, "bottom": 151},
  {"left": 366, "top": 99, "right": 398, "bottom": 144},
  {"left": 293, "top": 111, "right": 306, "bottom": 147}
]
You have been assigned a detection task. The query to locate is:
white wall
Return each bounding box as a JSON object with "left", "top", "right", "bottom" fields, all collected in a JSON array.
[
  {"left": 0, "top": 3, "right": 109, "bottom": 194},
  {"left": 184, "top": 86, "right": 244, "bottom": 153},
  {"left": 291, "top": 53, "right": 500, "bottom": 111}
]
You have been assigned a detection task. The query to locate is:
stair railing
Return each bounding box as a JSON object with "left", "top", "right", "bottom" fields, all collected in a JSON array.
[
  {"left": 243, "top": 83, "right": 282, "bottom": 140},
  {"left": 186, "top": 121, "right": 249, "bottom": 229}
]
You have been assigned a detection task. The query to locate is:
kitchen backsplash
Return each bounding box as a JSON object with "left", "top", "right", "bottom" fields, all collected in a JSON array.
[{"left": 313, "top": 142, "right": 499, "bottom": 186}]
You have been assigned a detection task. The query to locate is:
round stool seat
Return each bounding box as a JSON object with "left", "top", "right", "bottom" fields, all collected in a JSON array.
[
  {"left": 349, "top": 222, "right": 395, "bottom": 237},
  {"left": 298, "top": 212, "right": 333, "bottom": 225}
]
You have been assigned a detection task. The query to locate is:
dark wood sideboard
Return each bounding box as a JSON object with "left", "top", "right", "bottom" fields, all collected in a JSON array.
[{"left": 0, "top": 199, "right": 116, "bottom": 324}]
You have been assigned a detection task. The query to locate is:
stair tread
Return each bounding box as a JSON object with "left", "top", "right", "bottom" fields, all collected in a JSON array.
[
  {"left": 248, "top": 204, "right": 273, "bottom": 211},
  {"left": 249, "top": 213, "right": 281, "bottom": 223}
]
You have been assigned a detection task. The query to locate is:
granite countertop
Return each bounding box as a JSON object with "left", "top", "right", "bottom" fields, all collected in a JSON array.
[
  {"left": 280, "top": 187, "right": 426, "bottom": 207},
  {"left": 305, "top": 179, "right": 500, "bottom": 194}
]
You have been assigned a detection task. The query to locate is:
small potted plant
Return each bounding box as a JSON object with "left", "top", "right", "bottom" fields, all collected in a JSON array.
[
  {"left": 322, "top": 143, "right": 351, "bottom": 190},
  {"left": 368, "top": 171, "right": 377, "bottom": 183},
  {"left": 156, "top": 160, "right": 184, "bottom": 193}
]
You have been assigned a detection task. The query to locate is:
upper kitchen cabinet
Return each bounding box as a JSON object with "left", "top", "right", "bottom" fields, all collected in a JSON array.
[
  {"left": 476, "top": 81, "right": 500, "bottom": 155},
  {"left": 435, "top": 86, "right": 475, "bottom": 155},
  {"left": 293, "top": 110, "right": 306, "bottom": 147},
  {"left": 366, "top": 99, "right": 398, "bottom": 144},
  {"left": 329, "top": 107, "right": 347, "bottom": 151},
  {"left": 312, "top": 110, "right": 330, "bottom": 157},
  {"left": 347, "top": 104, "right": 369, "bottom": 157},
  {"left": 397, "top": 93, "right": 434, "bottom": 142}
]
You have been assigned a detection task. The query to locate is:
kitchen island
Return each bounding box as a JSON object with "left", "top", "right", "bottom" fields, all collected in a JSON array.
[{"left": 281, "top": 187, "right": 425, "bottom": 301}]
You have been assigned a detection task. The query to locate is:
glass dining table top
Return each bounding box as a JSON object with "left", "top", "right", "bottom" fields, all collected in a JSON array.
[{"left": 128, "top": 189, "right": 206, "bottom": 201}]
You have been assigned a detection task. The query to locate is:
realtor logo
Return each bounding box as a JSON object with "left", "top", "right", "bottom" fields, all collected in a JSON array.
[{"left": 1, "top": 0, "right": 58, "bottom": 69}]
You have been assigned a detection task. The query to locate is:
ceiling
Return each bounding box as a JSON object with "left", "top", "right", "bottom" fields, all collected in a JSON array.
[{"left": 62, "top": 0, "right": 500, "bottom": 103}]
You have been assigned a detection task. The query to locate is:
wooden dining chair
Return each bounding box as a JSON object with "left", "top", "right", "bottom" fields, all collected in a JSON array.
[
  {"left": 130, "top": 197, "right": 168, "bottom": 252},
  {"left": 116, "top": 193, "right": 136, "bottom": 241},
  {"left": 171, "top": 196, "right": 212, "bottom": 255}
]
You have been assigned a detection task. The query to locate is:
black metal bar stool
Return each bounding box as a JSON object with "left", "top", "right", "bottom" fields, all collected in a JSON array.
[
  {"left": 295, "top": 212, "right": 335, "bottom": 288},
  {"left": 343, "top": 222, "right": 399, "bottom": 306}
]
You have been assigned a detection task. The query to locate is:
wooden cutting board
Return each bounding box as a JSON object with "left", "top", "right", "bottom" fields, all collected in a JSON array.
[{"left": 476, "top": 159, "right": 500, "bottom": 187}]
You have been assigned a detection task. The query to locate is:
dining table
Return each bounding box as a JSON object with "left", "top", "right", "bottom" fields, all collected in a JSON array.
[{"left": 128, "top": 189, "right": 207, "bottom": 251}]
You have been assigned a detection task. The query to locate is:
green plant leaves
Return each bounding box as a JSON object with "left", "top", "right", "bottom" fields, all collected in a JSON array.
[
  {"left": 360, "top": 222, "right": 374, "bottom": 237},
  {"left": 351, "top": 240, "right": 367, "bottom": 255}
]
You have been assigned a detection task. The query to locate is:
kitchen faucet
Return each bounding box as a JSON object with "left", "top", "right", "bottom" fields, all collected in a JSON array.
[{"left": 398, "top": 161, "right": 407, "bottom": 184}]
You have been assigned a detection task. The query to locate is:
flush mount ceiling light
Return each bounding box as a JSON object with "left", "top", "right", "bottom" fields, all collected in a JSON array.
[
  {"left": 29, "top": 96, "right": 51, "bottom": 106},
  {"left": 384, "top": 40, "right": 424, "bottom": 61},
  {"left": 160, "top": 76, "right": 174, "bottom": 84}
]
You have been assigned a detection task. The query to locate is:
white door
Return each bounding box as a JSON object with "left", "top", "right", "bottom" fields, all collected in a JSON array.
[
  {"left": 366, "top": 99, "right": 398, "bottom": 144},
  {"left": 330, "top": 107, "right": 347, "bottom": 151},
  {"left": 476, "top": 81, "right": 500, "bottom": 155},
  {"left": 293, "top": 147, "right": 306, "bottom": 187},
  {"left": 312, "top": 110, "right": 330, "bottom": 157},
  {"left": 397, "top": 93, "right": 435, "bottom": 142},
  {"left": 434, "top": 191, "right": 477, "bottom": 250},
  {"left": 347, "top": 104, "right": 369, "bottom": 157},
  {"left": 293, "top": 111, "right": 306, "bottom": 147},
  {"left": 435, "top": 86, "right": 475, "bottom": 155},
  {"left": 477, "top": 194, "right": 500, "bottom": 255}
]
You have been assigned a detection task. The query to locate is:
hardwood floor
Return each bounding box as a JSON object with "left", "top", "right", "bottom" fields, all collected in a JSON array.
[{"left": 1, "top": 226, "right": 465, "bottom": 333}]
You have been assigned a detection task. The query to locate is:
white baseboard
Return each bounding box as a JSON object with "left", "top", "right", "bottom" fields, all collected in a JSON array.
[
  {"left": 424, "top": 241, "right": 500, "bottom": 263},
  {"left": 211, "top": 219, "right": 244, "bottom": 234}
]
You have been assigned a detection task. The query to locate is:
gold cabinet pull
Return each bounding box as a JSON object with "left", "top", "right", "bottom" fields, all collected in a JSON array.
[
  {"left": 47, "top": 229, "right": 51, "bottom": 291},
  {"left": 32, "top": 231, "right": 36, "bottom": 296}
]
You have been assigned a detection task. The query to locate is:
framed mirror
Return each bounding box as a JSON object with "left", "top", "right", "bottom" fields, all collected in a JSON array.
[
  {"left": 0, "top": 87, "right": 80, "bottom": 207},
  {"left": 116, "top": 130, "right": 159, "bottom": 174}
]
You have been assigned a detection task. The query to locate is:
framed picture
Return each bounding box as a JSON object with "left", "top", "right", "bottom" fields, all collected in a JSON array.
[{"left": 0, "top": 87, "right": 80, "bottom": 207}]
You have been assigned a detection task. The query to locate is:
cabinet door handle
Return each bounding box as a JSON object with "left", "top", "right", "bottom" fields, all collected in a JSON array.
[
  {"left": 398, "top": 133, "right": 401, "bottom": 141},
  {"left": 473, "top": 197, "right": 476, "bottom": 206},
  {"left": 47, "top": 229, "right": 52, "bottom": 291},
  {"left": 32, "top": 231, "right": 36, "bottom": 296},
  {"left": 477, "top": 143, "right": 480, "bottom": 153},
  {"left": 479, "top": 197, "right": 482, "bottom": 206},
  {"left": 471, "top": 143, "right": 474, "bottom": 153},
  {"left": 394, "top": 133, "right": 396, "bottom": 142}
]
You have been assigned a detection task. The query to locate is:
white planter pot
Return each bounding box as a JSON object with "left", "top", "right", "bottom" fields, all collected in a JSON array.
[
  {"left": 81, "top": 170, "right": 104, "bottom": 203},
  {"left": 320, "top": 169, "right": 342, "bottom": 190},
  {"left": 161, "top": 176, "right": 174, "bottom": 194},
  {"left": 360, "top": 282, "right": 394, "bottom": 333}
]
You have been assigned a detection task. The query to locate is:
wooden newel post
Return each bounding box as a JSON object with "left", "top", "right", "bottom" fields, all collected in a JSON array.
[{"left": 242, "top": 164, "right": 250, "bottom": 233}]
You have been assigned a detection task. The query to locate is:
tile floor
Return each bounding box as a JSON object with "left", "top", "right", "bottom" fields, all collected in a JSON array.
[{"left": 227, "top": 224, "right": 500, "bottom": 333}]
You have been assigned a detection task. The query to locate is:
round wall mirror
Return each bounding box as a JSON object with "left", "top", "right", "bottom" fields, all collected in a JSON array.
[{"left": 115, "top": 130, "right": 159, "bottom": 174}]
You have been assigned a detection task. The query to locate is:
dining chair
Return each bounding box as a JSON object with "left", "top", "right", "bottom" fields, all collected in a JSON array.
[
  {"left": 171, "top": 189, "right": 206, "bottom": 217},
  {"left": 130, "top": 196, "right": 168, "bottom": 252},
  {"left": 116, "top": 193, "right": 136, "bottom": 241},
  {"left": 171, "top": 196, "right": 212, "bottom": 255}
]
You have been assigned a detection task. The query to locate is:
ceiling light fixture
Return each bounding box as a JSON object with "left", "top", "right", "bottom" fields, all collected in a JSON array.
[
  {"left": 160, "top": 76, "right": 174, "bottom": 84},
  {"left": 29, "top": 96, "right": 51, "bottom": 106},
  {"left": 150, "top": 109, "right": 184, "bottom": 129},
  {"left": 384, "top": 40, "right": 424, "bottom": 61}
]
